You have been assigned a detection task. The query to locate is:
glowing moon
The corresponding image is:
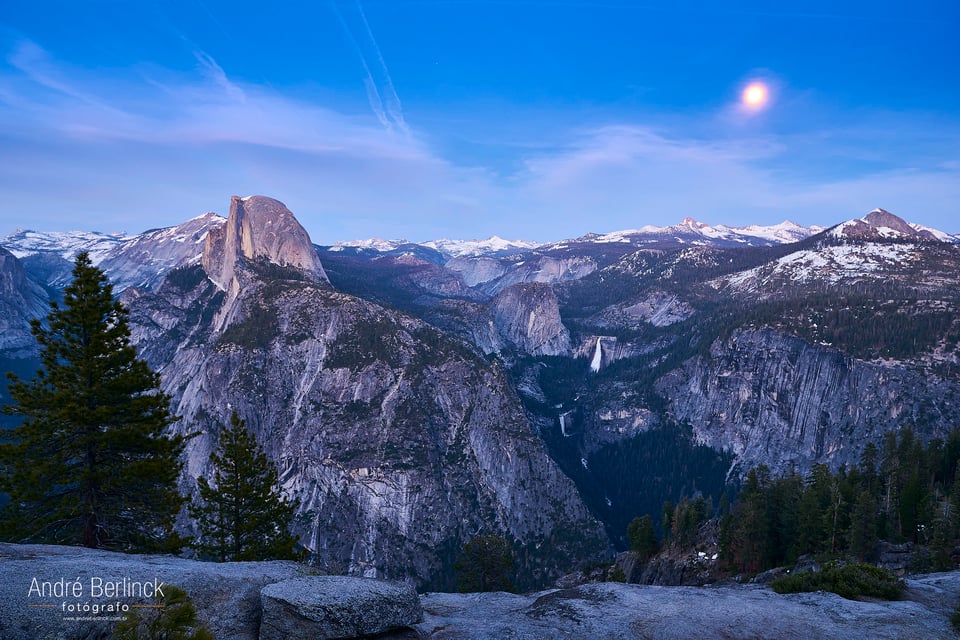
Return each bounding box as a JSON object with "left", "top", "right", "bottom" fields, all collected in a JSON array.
[{"left": 742, "top": 82, "right": 768, "bottom": 108}]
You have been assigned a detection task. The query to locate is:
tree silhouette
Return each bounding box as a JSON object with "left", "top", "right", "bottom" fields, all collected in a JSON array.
[
  {"left": 189, "top": 412, "right": 299, "bottom": 561},
  {"left": 627, "top": 514, "right": 659, "bottom": 561},
  {"left": 0, "top": 252, "right": 185, "bottom": 551},
  {"left": 455, "top": 534, "right": 515, "bottom": 592}
]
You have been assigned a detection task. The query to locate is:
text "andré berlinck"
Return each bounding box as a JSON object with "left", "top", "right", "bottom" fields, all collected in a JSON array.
[{"left": 29, "top": 577, "right": 165, "bottom": 599}]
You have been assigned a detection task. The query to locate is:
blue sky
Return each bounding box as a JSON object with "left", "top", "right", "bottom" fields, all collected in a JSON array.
[{"left": 1, "top": 0, "right": 958, "bottom": 243}]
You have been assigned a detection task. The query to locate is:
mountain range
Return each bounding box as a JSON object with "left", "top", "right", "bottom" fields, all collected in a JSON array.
[{"left": 2, "top": 199, "right": 959, "bottom": 588}]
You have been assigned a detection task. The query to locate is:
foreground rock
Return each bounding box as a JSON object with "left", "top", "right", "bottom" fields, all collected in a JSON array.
[
  {"left": 3, "top": 544, "right": 958, "bottom": 640},
  {"left": 261, "top": 576, "right": 421, "bottom": 640},
  {"left": 415, "top": 573, "right": 960, "bottom": 639},
  {"left": 1, "top": 543, "right": 418, "bottom": 640},
  {"left": 0, "top": 543, "right": 302, "bottom": 640}
]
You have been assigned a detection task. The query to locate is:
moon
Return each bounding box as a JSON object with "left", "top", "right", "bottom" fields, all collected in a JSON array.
[{"left": 742, "top": 82, "right": 768, "bottom": 109}]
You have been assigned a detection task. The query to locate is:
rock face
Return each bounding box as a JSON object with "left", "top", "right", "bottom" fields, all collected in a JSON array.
[
  {"left": 486, "top": 283, "right": 571, "bottom": 356},
  {"left": 831, "top": 208, "right": 939, "bottom": 241},
  {"left": 591, "top": 291, "right": 694, "bottom": 329},
  {"left": 260, "top": 576, "right": 421, "bottom": 640},
  {"left": 656, "top": 328, "right": 960, "bottom": 474},
  {"left": 444, "top": 256, "right": 507, "bottom": 287},
  {"left": 125, "top": 198, "right": 609, "bottom": 589},
  {"left": 98, "top": 212, "right": 225, "bottom": 292},
  {"left": 0, "top": 247, "right": 47, "bottom": 357},
  {"left": 440, "top": 253, "right": 599, "bottom": 297},
  {"left": 202, "top": 195, "right": 328, "bottom": 296}
]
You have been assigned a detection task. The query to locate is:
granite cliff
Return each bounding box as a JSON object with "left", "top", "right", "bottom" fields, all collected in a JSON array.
[{"left": 123, "top": 196, "right": 609, "bottom": 589}]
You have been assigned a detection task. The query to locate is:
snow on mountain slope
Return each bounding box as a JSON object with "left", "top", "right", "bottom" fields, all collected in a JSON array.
[
  {"left": 328, "top": 238, "right": 407, "bottom": 253},
  {"left": 99, "top": 212, "right": 225, "bottom": 291},
  {"left": 909, "top": 222, "right": 956, "bottom": 243},
  {"left": 330, "top": 235, "right": 539, "bottom": 258},
  {"left": 421, "top": 235, "right": 540, "bottom": 257},
  {"left": 1, "top": 229, "right": 129, "bottom": 263},
  {"left": 2, "top": 214, "right": 225, "bottom": 291},
  {"left": 828, "top": 208, "right": 943, "bottom": 241},
  {"left": 714, "top": 242, "right": 923, "bottom": 295},
  {"left": 546, "top": 218, "right": 822, "bottom": 250}
]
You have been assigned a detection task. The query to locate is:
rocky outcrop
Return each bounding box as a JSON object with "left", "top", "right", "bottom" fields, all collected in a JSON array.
[
  {"left": 414, "top": 574, "right": 960, "bottom": 639},
  {"left": 98, "top": 212, "right": 225, "bottom": 291},
  {"left": 832, "top": 208, "right": 940, "bottom": 241},
  {"left": 203, "top": 195, "right": 327, "bottom": 295},
  {"left": 5, "top": 544, "right": 956, "bottom": 640},
  {"left": 656, "top": 328, "right": 960, "bottom": 474},
  {"left": 473, "top": 254, "right": 598, "bottom": 295},
  {"left": 260, "top": 577, "right": 421, "bottom": 640},
  {"left": 484, "top": 283, "right": 571, "bottom": 356},
  {"left": 0, "top": 542, "right": 302, "bottom": 640},
  {"left": 444, "top": 256, "right": 507, "bottom": 287},
  {"left": 591, "top": 290, "right": 694, "bottom": 329},
  {"left": 0, "top": 247, "right": 47, "bottom": 358}
]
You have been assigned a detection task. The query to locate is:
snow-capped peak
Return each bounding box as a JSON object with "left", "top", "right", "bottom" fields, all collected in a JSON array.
[
  {"left": 329, "top": 238, "right": 408, "bottom": 253},
  {"left": 829, "top": 209, "right": 944, "bottom": 242},
  {"left": 562, "top": 218, "right": 821, "bottom": 248},
  {"left": 421, "top": 236, "right": 539, "bottom": 257},
  {"left": 330, "top": 235, "right": 539, "bottom": 258}
]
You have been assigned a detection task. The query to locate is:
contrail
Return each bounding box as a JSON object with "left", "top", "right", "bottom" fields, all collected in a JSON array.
[
  {"left": 331, "top": 1, "right": 391, "bottom": 131},
  {"left": 332, "top": 0, "right": 408, "bottom": 136},
  {"left": 354, "top": 0, "right": 409, "bottom": 136}
]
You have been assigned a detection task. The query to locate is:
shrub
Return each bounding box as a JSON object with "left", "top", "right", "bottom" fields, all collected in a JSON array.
[
  {"left": 113, "top": 585, "right": 213, "bottom": 640},
  {"left": 455, "top": 535, "right": 515, "bottom": 592},
  {"left": 607, "top": 563, "right": 627, "bottom": 582},
  {"left": 771, "top": 562, "right": 904, "bottom": 600}
]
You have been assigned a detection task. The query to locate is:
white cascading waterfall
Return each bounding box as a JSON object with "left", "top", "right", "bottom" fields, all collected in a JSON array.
[{"left": 589, "top": 336, "right": 603, "bottom": 372}]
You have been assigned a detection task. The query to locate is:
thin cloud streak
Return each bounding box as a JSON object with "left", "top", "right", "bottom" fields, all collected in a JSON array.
[
  {"left": 192, "top": 49, "right": 246, "bottom": 102},
  {"left": 1, "top": 38, "right": 958, "bottom": 241},
  {"left": 355, "top": 0, "right": 409, "bottom": 136},
  {"left": 331, "top": 1, "right": 391, "bottom": 131},
  {"left": 331, "top": 1, "right": 409, "bottom": 136}
]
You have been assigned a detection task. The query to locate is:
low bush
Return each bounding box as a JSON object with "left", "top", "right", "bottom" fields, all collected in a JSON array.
[{"left": 770, "top": 563, "right": 904, "bottom": 600}]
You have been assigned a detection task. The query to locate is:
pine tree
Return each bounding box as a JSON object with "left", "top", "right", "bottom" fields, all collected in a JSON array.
[
  {"left": 627, "top": 515, "right": 659, "bottom": 561},
  {"left": 189, "top": 413, "right": 299, "bottom": 561},
  {"left": 848, "top": 489, "right": 879, "bottom": 561},
  {"left": 454, "top": 534, "right": 515, "bottom": 592},
  {"left": 113, "top": 585, "right": 213, "bottom": 640},
  {"left": 0, "top": 253, "right": 185, "bottom": 551}
]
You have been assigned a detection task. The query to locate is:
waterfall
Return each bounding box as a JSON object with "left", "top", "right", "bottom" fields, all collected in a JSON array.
[
  {"left": 559, "top": 413, "right": 570, "bottom": 437},
  {"left": 589, "top": 336, "right": 603, "bottom": 372}
]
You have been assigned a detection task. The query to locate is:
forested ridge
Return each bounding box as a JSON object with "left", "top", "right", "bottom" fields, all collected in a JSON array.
[{"left": 656, "top": 427, "right": 960, "bottom": 574}]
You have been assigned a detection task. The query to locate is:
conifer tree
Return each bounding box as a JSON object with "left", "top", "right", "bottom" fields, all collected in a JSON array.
[
  {"left": 849, "top": 489, "right": 879, "bottom": 560},
  {"left": 627, "top": 514, "right": 659, "bottom": 561},
  {"left": 454, "top": 534, "right": 515, "bottom": 592},
  {"left": 0, "top": 253, "right": 185, "bottom": 551},
  {"left": 189, "top": 413, "right": 299, "bottom": 561}
]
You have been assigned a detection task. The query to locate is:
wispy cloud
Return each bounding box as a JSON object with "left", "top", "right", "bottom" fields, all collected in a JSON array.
[
  {"left": 192, "top": 49, "right": 245, "bottom": 103},
  {"left": 0, "top": 37, "right": 958, "bottom": 241},
  {"left": 513, "top": 124, "right": 960, "bottom": 230},
  {"left": 5, "top": 40, "right": 130, "bottom": 119}
]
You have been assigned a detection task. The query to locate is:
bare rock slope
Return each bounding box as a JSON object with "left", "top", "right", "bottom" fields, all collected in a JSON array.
[{"left": 2, "top": 544, "right": 957, "bottom": 640}]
